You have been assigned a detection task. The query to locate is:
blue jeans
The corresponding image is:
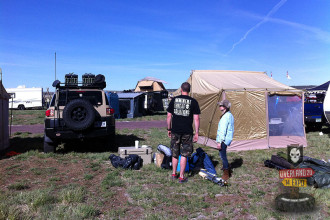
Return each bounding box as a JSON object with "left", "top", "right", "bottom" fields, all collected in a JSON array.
[{"left": 219, "top": 142, "right": 229, "bottom": 169}]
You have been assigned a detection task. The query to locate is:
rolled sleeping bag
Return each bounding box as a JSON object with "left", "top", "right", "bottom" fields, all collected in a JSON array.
[{"left": 157, "top": 144, "right": 172, "bottom": 157}]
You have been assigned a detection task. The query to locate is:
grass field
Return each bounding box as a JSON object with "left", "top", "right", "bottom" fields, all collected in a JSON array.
[
  {"left": 1, "top": 112, "right": 329, "bottom": 219},
  {"left": 8, "top": 110, "right": 167, "bottom": 125},
  {"left": 8, "top": 110, "right": 45, "bottom": 125}
]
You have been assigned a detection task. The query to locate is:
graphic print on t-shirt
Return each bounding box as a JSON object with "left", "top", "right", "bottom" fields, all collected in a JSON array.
[{"left": 174, "top": 98, "right": 191, "bottom": 116}]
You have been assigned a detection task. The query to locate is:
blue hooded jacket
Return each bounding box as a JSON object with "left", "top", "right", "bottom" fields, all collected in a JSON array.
[{"left": 190, "top": 148, "right": 217, "bottom": 175}]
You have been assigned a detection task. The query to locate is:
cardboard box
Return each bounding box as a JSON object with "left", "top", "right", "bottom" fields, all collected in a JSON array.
[
  {"left": 154, "top": 152, "right": 165, "bottom": 167},
  {"left": 118, "top": 146, "right": 153, "bottom": 165}
]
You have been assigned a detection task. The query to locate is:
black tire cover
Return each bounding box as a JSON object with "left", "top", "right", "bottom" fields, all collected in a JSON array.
[
  {"left": 63, "top": 99, "right": 96, "bottom": 131},
  {"left": 275, "top": 193, "right": 315, "bottom": 212}
]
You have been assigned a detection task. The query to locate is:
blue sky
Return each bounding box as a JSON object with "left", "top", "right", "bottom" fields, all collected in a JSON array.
[{"left": 1, "top": 0, "right": 329, "bottom": 91}]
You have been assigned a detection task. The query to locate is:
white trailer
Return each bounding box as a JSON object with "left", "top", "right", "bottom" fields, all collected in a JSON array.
[{"left": 6, "top": 87, "right": 44, "bottom": 110}]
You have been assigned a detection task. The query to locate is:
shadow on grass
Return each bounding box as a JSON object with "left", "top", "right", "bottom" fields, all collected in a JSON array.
[
  {"left": 0, "top": 136, "right": 44, "bottom": 159},
  {"left": 230, "top": 158, "right": 243, "bottom": 169},
  {"left": 209, "top": 155, "right": 243, "bottom": 170},
  {"left": 1, "top": 133, "right": 145, "bottom": 158},
  {"left": 57, "top": 134, "right": 145, "bottom": 154}
]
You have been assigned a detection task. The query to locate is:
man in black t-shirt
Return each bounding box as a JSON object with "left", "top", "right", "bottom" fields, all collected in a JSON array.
[{"left": 167, "top": 82, "right": 200, "bottom": 183}]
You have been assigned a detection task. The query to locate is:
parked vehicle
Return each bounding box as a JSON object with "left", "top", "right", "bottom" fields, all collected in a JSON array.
[
  {"left": 304, "top": 93, "right": 325, "bottom": 130},
  {"left": 324, "top": 84, "right": 330, "bottom": 124},
  {"left": 43, "top": 73, "right": 116, "bottom": 153},
  {"left": 7, "top": 87, "right": 43, "bottom": 110}
]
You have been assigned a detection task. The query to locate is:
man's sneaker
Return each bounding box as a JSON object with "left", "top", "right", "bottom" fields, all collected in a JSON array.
[
  {"left": 178, "top": 177, "right": 188, "bottom": 183},
  {"left": 171, "top": 174, "right": 178, "bottom": 180}
]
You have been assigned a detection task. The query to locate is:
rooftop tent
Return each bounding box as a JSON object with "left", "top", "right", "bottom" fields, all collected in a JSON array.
[
  {"left": 176, "top": 70, "right": 307, "bottom": 151},
  {"left": 0, "top": 81, "right": 10, "bottom": 152},
  {"left": 134, "top": 77, "right": 167, "bottom": 92}
]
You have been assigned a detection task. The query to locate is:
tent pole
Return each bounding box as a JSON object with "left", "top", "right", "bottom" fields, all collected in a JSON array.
[
  {"left": 189, "top": 70, "right": 194, "bottom": 98},
  {"left": 204, "top": 90, "right": 223, "bottom": 145},
  {"left": 302, "top": 92, "right": 307, "bottom": 146},
  {"left": 265, "top": 91, "right": 270, "bottom": 148}
]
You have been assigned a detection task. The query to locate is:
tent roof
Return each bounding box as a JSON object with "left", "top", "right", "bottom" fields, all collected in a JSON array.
[
  {"left": 307, "top": 80, "right": 330, "bottom": 91},
  {"left": 0, "top": 81, "right": 10, "bottom": 100},
  {"left": 137, "top": 81, "right": 154, "bottom": 87},
  {"left": 138, "top": 77, "right": 167, "bottom": 84},
  {"left": 189, "top": 70, "right": 297, "bottom": 94},
  {"left": 118, "top": 92, "right": 144, "bottom": 99}
]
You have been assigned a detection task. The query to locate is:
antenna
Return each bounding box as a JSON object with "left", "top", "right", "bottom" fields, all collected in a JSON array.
[{"left": 55, "top": 52, "right": 57, "bottom": 80}]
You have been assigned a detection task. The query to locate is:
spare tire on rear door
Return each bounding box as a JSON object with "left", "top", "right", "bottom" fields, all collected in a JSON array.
[{"left": 63, "top": 99, "right": 96, "bottom": 131}]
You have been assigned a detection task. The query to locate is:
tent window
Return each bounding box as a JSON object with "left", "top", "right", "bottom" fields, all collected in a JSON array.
[
  {"left": 139, "top": 86, "right": 153, "bottom": 91},
  {"left": 268, "top": 95, "right": 304, "bottom": 136}
]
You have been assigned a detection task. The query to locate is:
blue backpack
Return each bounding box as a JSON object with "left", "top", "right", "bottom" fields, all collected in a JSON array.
[{"left": 176, "top": 155, "right": 190, "bottom": 172}]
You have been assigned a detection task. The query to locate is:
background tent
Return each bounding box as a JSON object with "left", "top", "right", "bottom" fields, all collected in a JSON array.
[
  {"left": 134, "top": 77, "right": 167, "bottom": 92},
  {"left": 307, "top": 81, "right": 330, "bottom": 93},
  {"left": 176, "top": 70, "right": 307, "bottom": 151},
  {"left": 118, "top": 92, "right": 145, "bottom": 118},
  {"left": 0, "top": 81, "right": 10, "bottom": 152}
]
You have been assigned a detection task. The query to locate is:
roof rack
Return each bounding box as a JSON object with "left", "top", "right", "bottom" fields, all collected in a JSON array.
[{"left": 52, "top": 73, "right": 106, "bottom": 89}]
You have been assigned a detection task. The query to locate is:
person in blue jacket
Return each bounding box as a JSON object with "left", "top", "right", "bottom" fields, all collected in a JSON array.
[{"left": 216, "top": 99, "right": 234, "bottom": 180}]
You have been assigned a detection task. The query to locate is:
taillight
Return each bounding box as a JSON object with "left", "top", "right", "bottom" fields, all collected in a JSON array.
[
  {"left": 45, "top": 109, "right": 54, "bottom": 117},
  {"left": 106, "top": 108, "right": 115, "bottom": 115}
]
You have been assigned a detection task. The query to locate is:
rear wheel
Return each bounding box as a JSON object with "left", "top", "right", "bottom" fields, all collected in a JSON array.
[
  {"left": 18, "top": 105, "right": 25, "bottom": 110},
  {"left": 63, "top": 99, "right": 96, "bottom": 131},
  {"left": 43, "top": 135, "right": 57, "bottom": 153}
]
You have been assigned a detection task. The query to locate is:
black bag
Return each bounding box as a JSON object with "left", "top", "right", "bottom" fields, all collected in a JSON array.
[
  {"left": 270, "top": 155, "right": 292, "bottom": 169},
  {"left": 161, "top": 155, "right": 172, "bottom": 169},
  {"left": 109, "top": 154, "right": 125, "bottom": 168},
  {"left": 109, "top": 154, "right": 142, "bottom": 170},
  {"left": 264, "top": 160, "right": 288, "bottom": 170},
  {"left": 123, "top": 154, "right": 142, "bottom": 170}
]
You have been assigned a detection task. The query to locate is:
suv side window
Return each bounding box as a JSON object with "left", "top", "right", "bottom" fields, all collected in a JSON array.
[{"left": 50, "top": 91, "right": 103, "bottom": 106}]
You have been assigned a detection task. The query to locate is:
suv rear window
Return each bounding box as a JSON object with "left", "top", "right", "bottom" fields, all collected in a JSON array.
[{"left": 50, "top": 91, "right": 103, "bottom": 106}]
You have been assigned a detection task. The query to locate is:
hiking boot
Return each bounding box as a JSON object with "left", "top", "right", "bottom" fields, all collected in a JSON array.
[
  {"left": 178, "top": 177, "right": 188, "bottom": 183},
  {"left": 222, "top": 169, "right": 230, "bottom": 181},
  {"left": 171, "top": 174, "right": 178, "bottom": 180},
  {"left": 229, "top": 168, "right": 233, "bottom": 178}
]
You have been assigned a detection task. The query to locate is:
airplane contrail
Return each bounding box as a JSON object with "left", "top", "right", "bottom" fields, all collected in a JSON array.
[{"left": 226, "top": 0, "right": 288, "bottom": 55}]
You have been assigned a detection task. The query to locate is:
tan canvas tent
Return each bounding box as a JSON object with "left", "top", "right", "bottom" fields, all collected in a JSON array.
[
  {"left": 0, "top": 81, "right": 10, "bottom": 151},
  {"left": 134, "top": 77, "right": 167, "bottom": 92},
  {"left": 176, "top": 70, "right": 307, "bottom": 151}
]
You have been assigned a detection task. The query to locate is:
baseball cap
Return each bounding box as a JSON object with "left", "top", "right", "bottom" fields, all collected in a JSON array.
[{"left": 217, "top": 100, "right": 231, "bottom": 109}]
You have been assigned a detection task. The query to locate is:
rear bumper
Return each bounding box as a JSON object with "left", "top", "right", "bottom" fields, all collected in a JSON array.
[
  {"left": 44, "top": 117, "right": 115, "bottom": 141},
  {"left": 304, "top": 115, "right": 322, "bottom": 123}
]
